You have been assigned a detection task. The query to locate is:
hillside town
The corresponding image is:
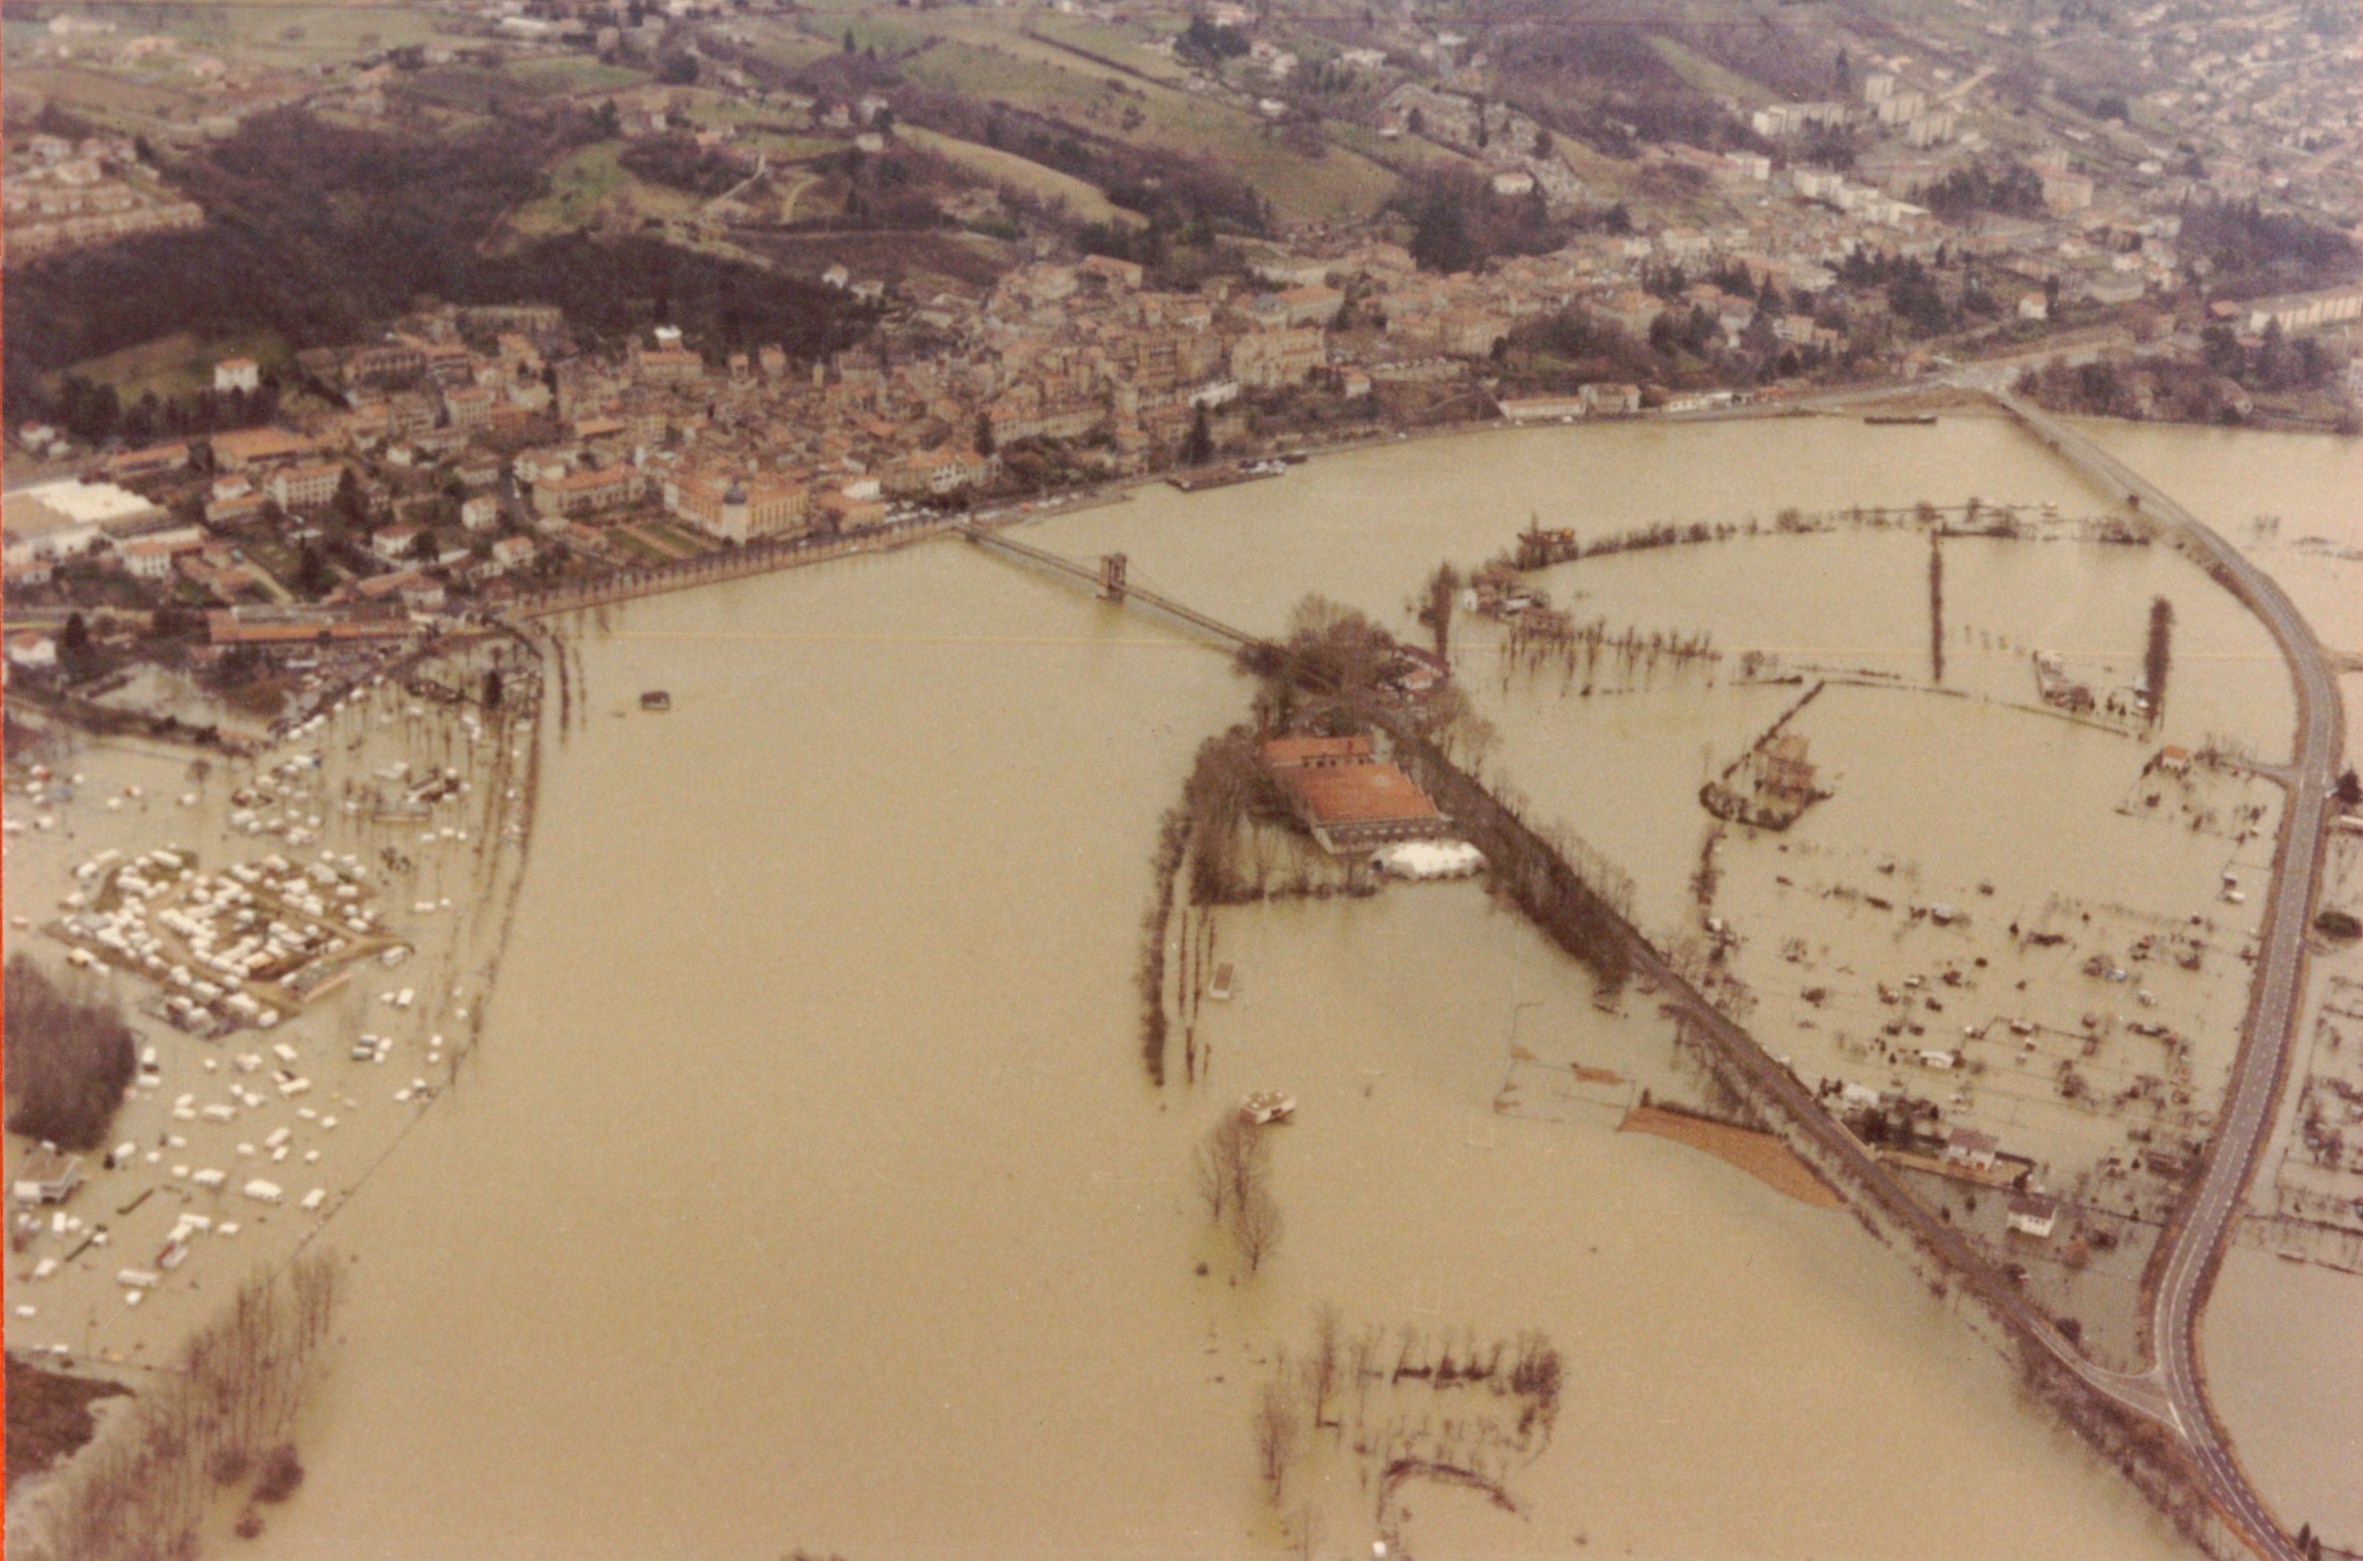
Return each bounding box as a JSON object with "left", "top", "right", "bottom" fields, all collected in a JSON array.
[{"left": 3, "top": 0, "right": 2360, "bottom": 1056}]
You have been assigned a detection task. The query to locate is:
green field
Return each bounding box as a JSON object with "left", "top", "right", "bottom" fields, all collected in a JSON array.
[
  {"left": 900, "top": 125, "right": 1145, "bottom": 227},
  {"left": 504, "top": 57, "right": 648, "bottom": 97},
  {"left": 7, "top": 66, "right": 198, "bottom": 124},
  {"left": 894, "top": 33, "right": 1397, "bottom": 223},
  {"left": 1020, "top": 14, "right": 1198, "bottom": 86},
  {"left": 1649, "top": 36, "right": 1779, "bottom": 108},
  {"left": 502, "top": 141, "right": 702, "bottom": 242},
  {"left": 117, "top": 1, "right": 463, "bottom": 69},
  {"left": 743, "top": 131, "right": 841, "bottom": 162},
  {"left": 402, "top": 63, "right": 591, "bottom": 110},
  {"left": 609, "top": 527, "right": 675, "bottom": 565},
  {"left": 751, "top": 30, "right": 839, "bottom": 74},
  {"left": 56, "top": 330, "right": 290, "bottom": 402},
  {"left": 643, "top": 520, "right": 715, "bottom": 555}
]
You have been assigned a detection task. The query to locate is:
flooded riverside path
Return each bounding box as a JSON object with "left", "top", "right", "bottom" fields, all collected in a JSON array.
[{"left": 234, "top": 413, "right": 2356, "bottom": 1561}]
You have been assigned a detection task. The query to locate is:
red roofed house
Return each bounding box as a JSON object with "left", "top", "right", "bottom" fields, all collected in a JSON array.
[
  {"left": 532, "top": 465, "right": 643, "bottom": 521},
  {"left": 211, "top": 427, "right": 320, "bottom": 471},
  {"left": 1262, "top": 732, "right": 1449, "bottom": 854}
]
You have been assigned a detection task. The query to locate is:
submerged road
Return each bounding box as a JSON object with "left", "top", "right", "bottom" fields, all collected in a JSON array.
[{"left": 1996, "top": 393, "right": 2345, "bottom": 1561}]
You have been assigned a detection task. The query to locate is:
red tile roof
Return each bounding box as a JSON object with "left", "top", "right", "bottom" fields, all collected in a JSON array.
[{"left": 1280, "top": 761, "right": 1440, "bottom": 829}]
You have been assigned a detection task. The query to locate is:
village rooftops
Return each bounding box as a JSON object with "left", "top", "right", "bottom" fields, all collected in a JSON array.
[{"left": 210, "top": 426, "right": 321, "bottom": 469}]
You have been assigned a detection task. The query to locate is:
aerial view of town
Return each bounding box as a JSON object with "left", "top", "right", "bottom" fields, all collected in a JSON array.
[{"left": 0, "top": 0, "right": 2358, "bottom": 1556}]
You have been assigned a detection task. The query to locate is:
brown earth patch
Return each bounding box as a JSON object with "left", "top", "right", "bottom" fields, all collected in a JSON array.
[{"left": 1618, "top": 1104, "right": 1843, "bottom": 1208}]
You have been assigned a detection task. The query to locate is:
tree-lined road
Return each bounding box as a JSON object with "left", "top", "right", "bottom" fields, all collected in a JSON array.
[{"left": 1998, "top": 392, "right": 2346, "bottom": 1561}]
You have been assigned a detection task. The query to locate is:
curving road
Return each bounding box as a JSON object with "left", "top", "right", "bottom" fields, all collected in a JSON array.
[{"left": 1996, "top": 392, "right": 2346, "bottom": 1561}]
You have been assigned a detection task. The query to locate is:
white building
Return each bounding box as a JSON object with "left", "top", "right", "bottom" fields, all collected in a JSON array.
[
  {"left": 3, "top": 479, "right": 163, "bottom": 565},
  {"left": 2006, "top": 1193, "right": 2058, "bottom": 1239}
]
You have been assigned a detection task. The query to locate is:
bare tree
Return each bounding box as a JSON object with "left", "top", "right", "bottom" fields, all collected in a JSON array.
[
  {"left": 4, "top": 955, "right": 138, "bottom": 1149},
  {"left": 1347, "top": 1324, "right": 1380, "bottom": 1425},
  {"left": 1191, "top": 1131, "right": 1231, "bottom": 1223},
  {"left": 1237, "top": 1185, "right": 1284, "bottom": 1274},
  {"left": 1254, "top": 1373, "right": 1303, "bottom": 1502},
  {"left": 1216, "top": 1114, "right": 1269, "bottom": 1222},
  {"left": 1395, "top": 1323, "right": 1424, "bottom": 1381},
  {"left": 1290, "top": 1502, "right": 1326, "bottom": 1561},
  {"left": 1421, "top": 561, "right": 1461, "bottom": 657},
  {"left": 1307, "top": 1303, "right": 1342, "bottom": 1430}
]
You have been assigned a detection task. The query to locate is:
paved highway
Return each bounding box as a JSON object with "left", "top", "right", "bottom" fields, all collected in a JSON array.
[{"left": 1996, "top": 393, "right": 2345, "bottom": 1561}]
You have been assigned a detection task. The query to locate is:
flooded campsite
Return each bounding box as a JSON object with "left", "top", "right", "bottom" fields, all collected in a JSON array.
[{"left": 8, "top": 410, "right": 2359, "bottom": 1560}]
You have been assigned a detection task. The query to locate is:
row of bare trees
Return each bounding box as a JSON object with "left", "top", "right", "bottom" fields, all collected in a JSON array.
[
  {"left": 1929, "top": 531, "right": 1947, "bottom": 685},
  {"left": 2144, "top": 596, "right": 2175, "bottom": 727},
  {"left": 1379, "top": 721, "right": 1636, "bottom": 997},
  {"left": 1137, "top": 809, "right": 1190, "bottom": 1086},
  {"left": 24, "top": 1252, "right": 343, "bottom": 1561},
  {"left": 1174, "top": 902, "right": 1218, "bottom": 1085},
  {"left": 1508, "top": 495, "right": 2115, "bottom": 582},
  {"left": 1501, "top": 611, "right": 1724, "bottom": 695},
  {"left": 1192, "top": 1114, "right": 1283, "bottom": 1273},
  {"left": 1140, "top": 728, "right": 1287, "bottom": 1086},
  {"left": 1250, "top": 1306, "right": 1566, "bottom": 1522}
]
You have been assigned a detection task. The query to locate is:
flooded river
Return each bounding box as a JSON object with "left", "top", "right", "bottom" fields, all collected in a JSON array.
[{"left": 190, "top": 414, "right": 2355, "bottom": 1559}]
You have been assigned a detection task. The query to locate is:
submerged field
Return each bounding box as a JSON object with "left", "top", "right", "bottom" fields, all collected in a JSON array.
[{"left": 11, "top": 412, "right": 2355, "bottom": 1560}]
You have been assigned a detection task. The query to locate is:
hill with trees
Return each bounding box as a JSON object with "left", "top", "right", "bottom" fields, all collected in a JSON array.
[{"left": 3, "top": 109, "right": 868, "bottom": 395}]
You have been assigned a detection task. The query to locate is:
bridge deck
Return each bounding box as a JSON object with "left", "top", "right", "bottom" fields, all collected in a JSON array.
[{"left": 953, "top": 521, "right": 1260, "bottom": 648}]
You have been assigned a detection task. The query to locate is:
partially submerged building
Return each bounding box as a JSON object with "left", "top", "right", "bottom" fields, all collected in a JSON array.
[
  {"left": 2006, "top": 1192, "right": 2059, "bottom": 1240},
  {"left": 1702, "top": 727, "right": 1828, "bottom": 830},
  {"left": 1261, "top": 733, "right": 1450, "bottom": 854},
  {"left": 13, "top": 1146, "right": 85, "bottom": 1207}
]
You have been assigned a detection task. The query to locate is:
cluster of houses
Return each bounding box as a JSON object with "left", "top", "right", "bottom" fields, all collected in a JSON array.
[
  {"left": 0, "top": 132, "right": 205, "bottom": 259},
  {"left": 1832, "top": 1080, "right": 2063, "bottom": 1240}
]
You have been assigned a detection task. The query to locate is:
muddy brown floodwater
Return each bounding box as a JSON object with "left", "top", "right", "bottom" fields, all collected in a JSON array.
[
  {"left": 205, "top": 413, "right": 2354, "bottom": 1560},
  {"left": 2084, "top": 419, "right": 2363, "bottom": 1550}
]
